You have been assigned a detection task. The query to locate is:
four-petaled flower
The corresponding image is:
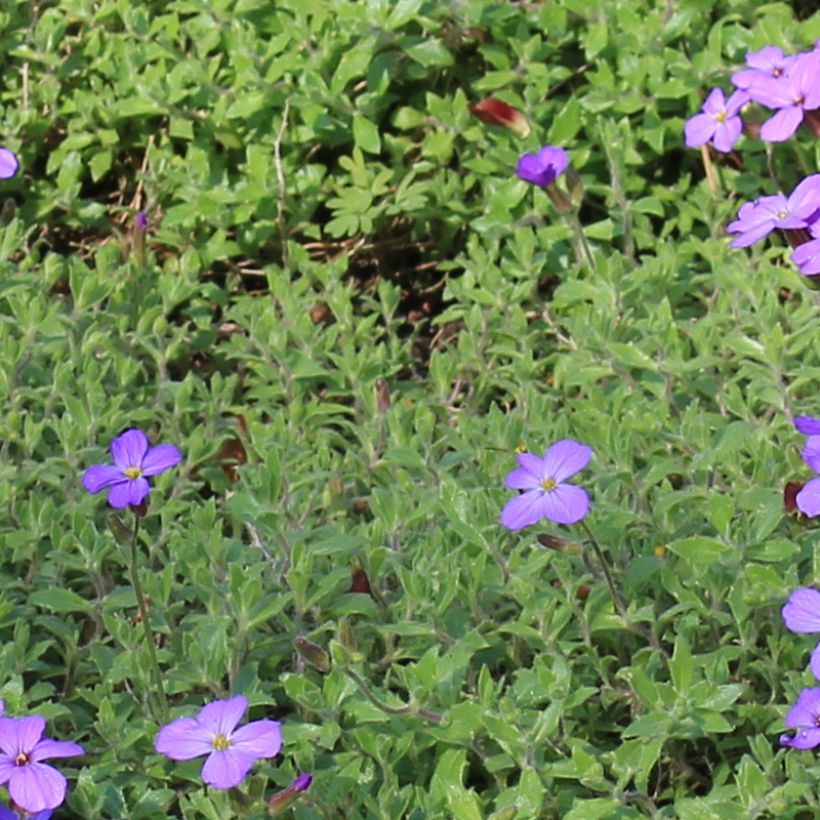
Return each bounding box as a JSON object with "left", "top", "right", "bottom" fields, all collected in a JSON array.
[
  {"left": 82, "top": 428, "right": 182, "bottom": 508},
  {"left": 780, "top": 687, "right": 820, "bottom": 750},
  {"left": 731, "top": 46, "right": 795, "bottom": 91},
  {"left": 684, "top": 87, "right": 749, "bottom": 153},
  {"left": 726, "top": 174, "right": 820, "bottom": 248},
  {"left": 516, "top": 146, "right": 569, "bottom": 188},
  {"left": 0, "top": 716, "right": 84, "bottom": 814},
  {"left": 500, "top": 439, "right": 592, "bottom": 530},
  {"left": 155, "top": 695, "right": 282, "bottom": 790}
]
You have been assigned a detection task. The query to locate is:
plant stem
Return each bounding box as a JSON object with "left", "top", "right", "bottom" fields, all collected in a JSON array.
[
  {"left": 566, "top": 211, "right": 597, "bottom": 271},
  {"left": 579, "top": 519, "right": 665, "bottom": 656},
  {"left": 130, "top": 515, "right": 169, "bottom": 723},
  {"left": 343, "top": 667, "right": 442, "bottom": 723}
]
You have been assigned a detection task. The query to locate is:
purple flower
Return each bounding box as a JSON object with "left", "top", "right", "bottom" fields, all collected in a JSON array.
[
  {"left": 782, "top": 588, "right": 820, "bottom": 677},
  {"left": 731, "top": 46, "right": 795, "bottom": 90},
  {"left": 0, "top": 149, "right": 18, "bottom": 180},
  {"left": 82, "top": 429, "right": 182, "bottom": 508},
  {"left": 750, "top": 49, "right": 820, "bottom": 142},
  {"left": 516, "top": 146, "right": 568, "bottom": 187},
  {"left": 684, "top": 88, "right": 749, "bottom": 153},
  {"left": 795, "top": 416, "right": 820, "bottom": 435},
  {"left": 727, "top": 174, "right": 820, "bottom": 248},
  {"left": 135, "top": 211, "right": 148, "bottom": 232},
  {"left": 0, "top": 716, "right": 83, "bottom": 814},
  {"left": 155, "top": 695, "right": 282, "bottom": 789},
  {"left": 795, "top": 437, "right": 820, "bottom": 518},
  {"left": 792, "top": 238, "right": 820, "bottom": 276},
  {"left": 780, "top": 687, "right": 820, "bottom": 749},
  {"left": 500, "top": 439, "right": 592, "bottom": 530}
]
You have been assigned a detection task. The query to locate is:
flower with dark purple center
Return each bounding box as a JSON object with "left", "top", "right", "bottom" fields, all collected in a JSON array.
[
  {"left": 684, "top": 87, "right": 749, "bottom": 153},
  {"left": 500, "top": 439, "right": 592, "bottom": 530},
  {"left": 516, "top": 146, "right": 569, "bottom": 188},
  {"left": 155, "top": 695, "right": 282, "bottom": 790},
  {"left": 0, "top": 716, "right": 83, "bottom": 814},
  {"left": 82, "top": 429, "right": 182, "bottom": 508},
  {"left": 780, "top": 687, "right": 820, "bottom": 749},
  {"left": 727, "top": 174, "right": 820, "bottom": 248}
]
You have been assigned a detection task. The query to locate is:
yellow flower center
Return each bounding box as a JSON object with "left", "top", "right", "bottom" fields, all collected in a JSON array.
[
  {"left": 123, "top": 466, "right": 142, "bottom": 479},
  {"left": 715, "top": 111, "right": 726, "bottom": 123},
  {"left": 541, "top": 477, "right": 557, "bottom": 492},
  {"left": 211, "top": 733, "right": 231, "bottom": 751}
]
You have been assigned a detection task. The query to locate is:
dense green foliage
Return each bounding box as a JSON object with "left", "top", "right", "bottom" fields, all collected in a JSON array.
[{"left": 2, "top": 0, "right": 820, "bottom": 817}]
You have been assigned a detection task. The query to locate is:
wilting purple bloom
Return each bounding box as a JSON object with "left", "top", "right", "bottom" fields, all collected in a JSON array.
[
  {"left": 780, "top": 687, "right": 820, "bottom": 749},
  {"left": 796, "top": 416, "right": 820, "bottom": 435},
  {"left": 0, "top": 716, "right": 84, "bottom": 813},
  {"left": 795, "top": 438, "right": 820, "bottom": 518},
  {"left": 792, "top": 239, "right": 820, "bottom": 276},
  {"left": 684, "top": 88, "right": 749, "bottom": 153},
  {"left": 135, "top": 211, "right": 148, "bottom": 232},
  {"left": 732, "top": 46, "right": 795, "bottom": 90},
  {"left": 516, "top": 146, "right": 568, "bottom": 187},
  {"left": 750, "top": 49, "right": 820, "bottom": 142},
  {"left": 0, "top": 149, "right": 18, "bottom": 179},
  {"left": 155, "top": 695, "right": 282, "bottom": 790},
  {"left": 82, "top": 429, "right": 182, "bottom": 508},
  {"left": 500, "top": 439, "right": 592, "bottom": 530},
  {"left": 727, "top": 174, "right": 820, "bottom": 248},
  {"left": 0, "top": 805, "right": 52, "bottom": 820}
]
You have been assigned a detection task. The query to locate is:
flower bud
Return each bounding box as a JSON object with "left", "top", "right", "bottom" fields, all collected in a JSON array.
[
  {"left": 470, "top": 98, "right": 531, "bottom": 139},
  {"left": 268, "top": 773, "right": 313, "bottom": 816},
  {"left": 294, "top": 636, "right": 330, "bottom": 672}
]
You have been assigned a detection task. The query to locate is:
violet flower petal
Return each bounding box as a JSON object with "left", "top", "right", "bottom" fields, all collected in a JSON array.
[
  {"left": 29, "top": 740, "right": 83, "bottom": 763},
  {"left": 781, "top": 727, "right": 820, "bottom": 749},
  {"left": 760, "top": 106, "right": 804, "bottom": 142},
  {"left": 201, "top": 748, "right": 256, "bottom": 790},
  {"left": 801, "top": 437, "right": 820, "bottom": 473},
  {"left": 782, "top": 588, "right": 820, "bottom": 632},
  {"left": 8, "top": 763, "right": 67, "bottom": 813},
  {"left": 500, "top": 489, "right": 549, "bottom": 531},
  {"left": 543, "top": 439, "right": 593, "bottom": 483},
  {"left": 711, "top": 117, "right": 743, "bottom": 153},
  {"left": 0, "top": 717, "right": 44, "bottom": 758},
  {"left": 155, "top": 717, "right": 213, "bottom": 761},
  {"left": 110, "top": 429, "right": 149, "bottom": 470},
  {"left": 792, "top": 239, "right": 820, "bottom": 275},
  {"left": 81, "top": 465, "right": 125, "bottom": 494},
  {"left": 0, "top": 148, "right": 19, "bottom": 180},
  {"left": 196, "top": 696, "right": 248, "bottom": 737},
  {"left": 796, "top": 476, "right": 820, "bottom": 518},
  {"left": 684, "top": 113, "right": 716, "bottom": 147},
  {"left": 538, "top": 484, "right": 590, "bottom": 525},
  {"left": 141, "top": 445, "right": 183, "bottom": 476},
  {"left": 795, "top": 416, "right": 820, "bottom": 435},
  {"left": 107, "top": 478, "right": 150, "bottom": 508},
  {"left": 230, "top": 720, "right": 282, "bottom": 758}
]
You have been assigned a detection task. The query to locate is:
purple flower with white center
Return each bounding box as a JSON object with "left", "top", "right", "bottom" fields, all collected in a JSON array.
[
  {"left": 500, "top": 439, "right": 592, "bottom": 530},
  {"left": 794, "top": 438, "right": 820, "bottom": 518},
  {"left": 155, "top": 695, "right": 282, "bottom": 790},
  {"left": 780, "top": 687, "right": 820, "bottom": 749},
  {"left": 749, "top": 49, "right": 820, "bottom": 142},
  {"left": 782, "top": 588, "right": 820, "bottom": 677},
  {"left": 684, "top": 88, "right": 749, "bottom": 153},
  {"left": 0, "top": 716, "right": 83, "bottom": 814},
  {"left": 516, "top": 146, "right": 569, "bottom": 188},
  {"left": 82, "top": 428, "right": 182, "bottom": 508},
  {"left": 0, "top": 149, "right": 18, "bottom": 180},
  {"left": 727, "top": 174, "right": 820, "bottom": 248},
  {"left": 796, "top": 416, "right": 820, "bottom": 435},
  {"left": 731, "top": 46, "right": 795, "bottom": 90},
  {"left": 0, "top": 805, "right": 52, "bottom": 820},
  {"left": 792, "top": 239, "right": 820, "bottom": 276}
]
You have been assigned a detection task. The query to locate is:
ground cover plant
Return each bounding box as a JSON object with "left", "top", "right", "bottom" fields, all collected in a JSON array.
[{"left": 3, "top": 0, "right": 820, "bottom": 817}]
